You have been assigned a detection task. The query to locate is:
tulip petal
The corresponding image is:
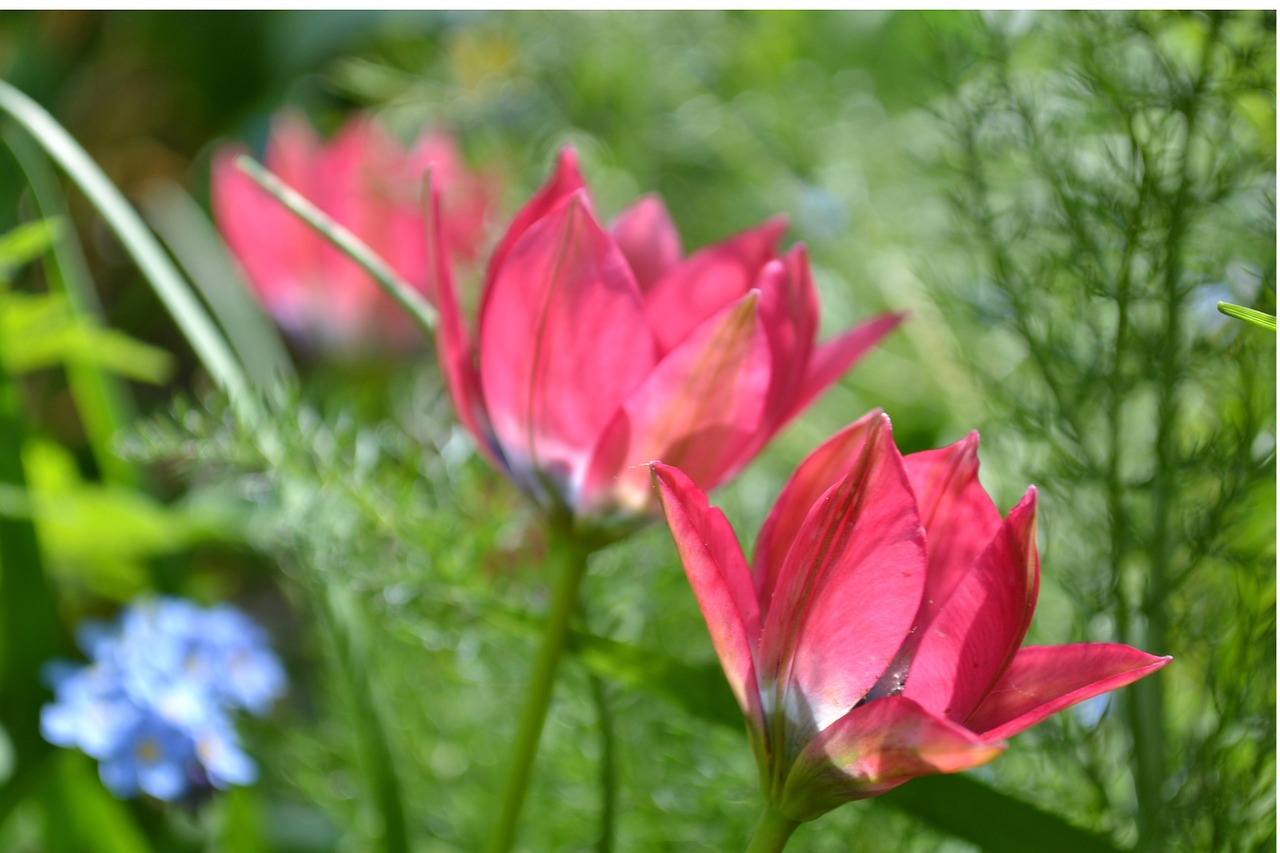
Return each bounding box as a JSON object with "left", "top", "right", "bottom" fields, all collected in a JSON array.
[
  {"left": 407, "top": 132, "right": 492, "bottom": 266},
  {"left": 478, "top": 193, "right": 657, "bottom": 504},
  {"left": 781, "top": 312, "right": 906, "bottom": 425},
  {"left": 367, "top": 130, "right": 446, "bottom": 306},
  {"left": 642, "top": 217, "right": 786, "bottom": 353},
  {"left": 610, "top": 195, "right": 683, "bottom": 292},
  {"left": 213, "top": 115, "right": 323, "bottom": 331},
  {"left": 481, "top": 146, "right": 585, "bottom": 297},
  {"left": 652, "top": 463, "right": 763, "bottom": 726},
  {"left": 211, "top": 146, "right": 294, "bottom": 316},
  {"left": 757, "top": 247, "right": 819, "bottom": 420},
  {"left": 580, "top": 290, "right": 771, "bottom": 513},
  {"left": 904, "top": 488, "right": 1040, "bottom": 723},
  {"left": 751, "top": 410, "right": 885, "bottom": 612},
  {"left": 966, "top": 644, "right": 1171, "bottom": 741},
  {"left": 316, "top": 118, "right": 417, "bottom": 339},
  {"left": 782, "top": 696, "right": 1005, "bottom": 820},
  {"left": 903, "top": 434, "right": 1003, "bottom": 624},
  {"left": 424, "top": 171, "right": 503, "bottom": 469},
  {"left": 759, "top": 414, "right": 928, "bottom": 733},
  {"left": 863, "top": 434, "right": 1005, "bottom": 702}
]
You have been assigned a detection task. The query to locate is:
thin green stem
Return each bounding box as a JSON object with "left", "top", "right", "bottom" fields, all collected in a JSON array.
[
  {"left": 233, "top": 155, "right": 438, "bottom": 339},
  {"left": 0, "top": 366, "right": 61, "bottom": 829},
  {"left": 486, "top": 528, "right": 593, "bottom": 853},
  {"left": 587, "top": 673, "right": 617, "bottom": 853},
  {"left": 745, "top": 805, "right": 800, "bottom": 853},
  {"left": 319, "top": 584, "right": 411, "bottom": 853},
  {"left": 1127, "top": 18, "right": 1222, "bottom": 851}
]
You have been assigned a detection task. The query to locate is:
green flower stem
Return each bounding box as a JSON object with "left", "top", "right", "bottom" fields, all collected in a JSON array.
[
  {"left": 486, "top": 528, "right": 593, "bottom": 853},
  {"left": 746, "top": 805, "right": 800, "bottom": 853},
  {"left": 233, "top": 155, "right": 438, "bottom": 339},
  {"left": 587, "top": 672, "right": 617, "bottom": 853},
  {"left": 0, "top": 365, "right": 61, "bottom": 828},
  {"left": 320, "top": 584, "right": 410, "bottom": 853}
]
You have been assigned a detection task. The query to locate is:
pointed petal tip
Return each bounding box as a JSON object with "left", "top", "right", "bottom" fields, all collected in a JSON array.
[
  {"left": 781, "top": 240, "right": 810, "bottom": 265},
  {"left": 765, "top": 214, "right": 789, "bottom": 241},
  {"left": 944, "top": 430, "right": 982, "bottom": 465},
  {"left": 419, "top": 164, "right": 442, "bottom": 212},
  {"left": 880, "top": 311, "right": 910, "bottom": 333},
  {"left": 871, "top": 409, "right": 892, "bottom": 434},
  {"left": 650, "top": 460, "right": 690, "bottom": 495},
  {"left": 555, "top": 145, "right": 582, "bottom": 175},
  {"left": 1006, "top": 484, "right": 1038, "bottom": 518}
]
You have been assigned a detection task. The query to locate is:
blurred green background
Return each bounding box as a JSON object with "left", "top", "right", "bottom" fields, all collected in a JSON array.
[{"left": 0, "top": 10, "right": 1273, "bottom": 852}]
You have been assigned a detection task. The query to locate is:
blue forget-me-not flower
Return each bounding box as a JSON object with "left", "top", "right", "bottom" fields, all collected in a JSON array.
[{"left": 40, "top": 597, "right": 286, "bottom": 802}]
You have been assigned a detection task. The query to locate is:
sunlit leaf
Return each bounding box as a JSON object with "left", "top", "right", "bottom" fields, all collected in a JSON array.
[
  {"left": 0, "top": 219, "right": 60, "bottom": 282},
  {"left": 0, "top": 292, "right": 175, "bottom": 382}
]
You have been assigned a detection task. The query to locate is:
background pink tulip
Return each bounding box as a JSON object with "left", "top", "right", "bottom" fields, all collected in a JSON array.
[
  {"left": 212, "top": 112, "right": 496, "bottom": 353},
  {"left": 653, "top": 411, "right": 1170, "bottom": 824},
  {"left": 426, "top": 147, "right": 903, "bottom": 526}
]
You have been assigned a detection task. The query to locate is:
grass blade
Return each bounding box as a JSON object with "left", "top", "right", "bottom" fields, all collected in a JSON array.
[
  {"left": 0, "top": 80, "right": 251, "bottom": 409},
  {"left": 3, "top": 130, "right": 140, "bottom": 485},
  {"left": 0, "top": 365, "right": 62, "bottom": 828},
  {"left": 1217, "top": 301, "right": 1277, "bottom": 331},
  {"left": 140, "top": 180, "right": 295, "bottom": 387}
]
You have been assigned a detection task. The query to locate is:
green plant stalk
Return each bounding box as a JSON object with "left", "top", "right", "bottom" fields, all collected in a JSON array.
[
  {"left": 488, "top": 595, "right": 1124, "bottom": 852},
  {"left": 232, "top": 155, "right": 438, "bottom": 340},
  {"left": 745, "top": 805, "right": 800, "bottom": 853},
  {"left": 0, "top": 365, "right": 62, "bottom": 823},
  {"left": 319, "top": 583, "right": 411, "bottom": 853},
  {"left": 486, "top": 528, "right": 593, "bottom": 853},
  {"left": 1129, "top": 18, "right": 1221, "bottom": 851},
  {"left": 587, "top": 673, "right": 617, "bottom": 853},
  {"left": 0, "top": 80, "right": 251, "bottom": 413}
]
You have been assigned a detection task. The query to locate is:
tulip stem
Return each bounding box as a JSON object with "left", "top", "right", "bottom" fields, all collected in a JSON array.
[
  {"left": 587, "top": 672, "right": 617, "bottom": 853},
  {"left": 746, "top": 805, "right": 800, "bottom": 853},
  {"left": 233, "top": 154, "right": 439, "bottom": 338},
  {"left": 319, "top": 584, "right": 410, "bottom": 853},
  {"left": 486, "top": 526, "right": 593, "bottom": 853}
]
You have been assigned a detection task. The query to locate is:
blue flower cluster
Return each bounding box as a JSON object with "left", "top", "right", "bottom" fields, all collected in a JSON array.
[{"left": 41, "top": 597, "right": 286, "bottom": 802}]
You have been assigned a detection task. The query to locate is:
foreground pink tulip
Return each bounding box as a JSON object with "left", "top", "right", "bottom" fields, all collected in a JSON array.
[
  {"left": 425, "top": 147, "right": 903, "bottom": 526},
  {"left": 652, "top": 411, "right": 1170, "bottom": 829},
  {"left": 213, "top": 112, "right": 496, "bottom": 351}
]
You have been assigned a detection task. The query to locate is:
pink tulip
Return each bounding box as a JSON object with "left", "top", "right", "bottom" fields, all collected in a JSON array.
[
  {"left": 652, "top": 411, "right": 1170, "bottom": 822},
  {"left": 425, "top": 147, "right": 903, "bottom": 525},
  {"left": 212, "top": 112, "right": 496, "bottom": 352}
]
